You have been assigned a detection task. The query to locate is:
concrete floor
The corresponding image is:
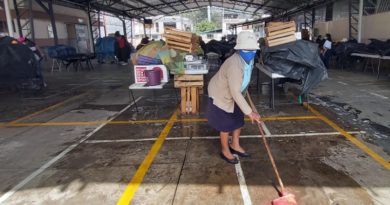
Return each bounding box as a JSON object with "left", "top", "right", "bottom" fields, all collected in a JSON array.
[{"left": 0, "top": 63, "right": 389, "bottom": 205}]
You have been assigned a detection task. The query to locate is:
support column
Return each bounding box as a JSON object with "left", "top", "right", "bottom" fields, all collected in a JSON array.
[
  {"left": 311, "top": 8, "right": 315, "bottom": 29},
  {"left": 48, "top": 0, "right": 58, "bottom": 44},
  {"left": 3, "top": 0, "right": 14, "bottom": 37},
  {"left": 87, "top": 8, "right": 95, "bottom": 53},
  {"left": 28, "top": 0, "right": 35, "bottom": 41},
  {"left": 130, "top": 18, "right": 133, "bottom": 44},
  {"left": 122, "top": 19, "right": 127, "bottom": 37},
  {"left": 97, "top": 11, "right": 101, "bottom": 38},
  {"left": 357, "top": 0, "right": 363, "bottom": 42},
  {"left": 143, "top": 20, "right": 146, "bottom": 37},
  {"left": 103, "top": 15, "right": 107, "bottom": 37},
  {"left": 348, "top": 0, "right": 352, "bottom": 39},
  {"left": 13, "top": 0, "right": 23, "bottom": 37}
]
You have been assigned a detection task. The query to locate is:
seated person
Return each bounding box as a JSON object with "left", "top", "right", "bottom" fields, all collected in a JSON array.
[
  {"left": 136, "top": 37, "right": 150, "bottom": 51},
  {"left": 114, "top": 31, "right": 131, "bottom": 65}
]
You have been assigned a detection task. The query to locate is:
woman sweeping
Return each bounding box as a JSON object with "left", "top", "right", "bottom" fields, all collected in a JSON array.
[{"left": 207, "top": 31, "right": 261, "bottom": 164}]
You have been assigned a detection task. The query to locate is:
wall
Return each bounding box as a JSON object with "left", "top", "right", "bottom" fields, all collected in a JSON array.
[
  {"left": 33, "top": 19, "right": 68, "bottom": 39},
  {"left": 315, "top": 18, "right": 349, "bottom": 41},
  {"left": 0, "top": 0, "right": 90, "bottom": 49},
  {"left": 362, "top": 11, "right": 390, "bottom": 42},
  {"left": 314, "top": 11, "right": 390, "bottom": 42}
]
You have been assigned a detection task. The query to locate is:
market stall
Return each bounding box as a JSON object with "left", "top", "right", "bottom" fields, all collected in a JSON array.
[{"left": 131, "top": 27, "right": 208, "bottom": 114}]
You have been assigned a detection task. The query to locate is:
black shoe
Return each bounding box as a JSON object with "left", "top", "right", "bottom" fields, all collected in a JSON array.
[
  {"left": 220, "top": 153, "right": 239, "bottom": 164},
  {"left": 229, "top": 147, "right": 251, "bottom": 158}
]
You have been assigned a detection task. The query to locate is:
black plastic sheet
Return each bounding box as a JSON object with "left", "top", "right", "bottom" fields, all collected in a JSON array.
[
  {"left": 205, "top": 40, "right": 235, "bottom": 61},
  {"left": 263, "top": 40, "right": 328, "bottom": 94},
  {"left": 0, "top": 36, "right": 40, "bottom": 88},
  {"left": 367, "top": 39, "right": 390, "bottom": 55}
]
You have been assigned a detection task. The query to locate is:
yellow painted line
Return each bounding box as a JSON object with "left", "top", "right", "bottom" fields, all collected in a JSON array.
[
  {"left": 6, "top": 121, "right": 109, "bottom": 126},
  {"left": 108, "top": 119, "right": 169, "bottom": 124},
  {"left": 117, "top": 110, "right": 177, "bottom": 205},
  {"left": 4, "top": 120, "right": 169, "bottom": 127},
  {"left": 177, "top": 118, "right": 208, "bottom": 123},
  {"left": 306, "top": 103, "right": 390, "bottom": 171},
  {"left": 3, "top": 115, "right": 319, "bottom": 127},
  {"left": 260, "top": 116, "right": 319, "bottom": 121},
  {"left": 6, "top": 92, "right": 88, "bottom": 125}
]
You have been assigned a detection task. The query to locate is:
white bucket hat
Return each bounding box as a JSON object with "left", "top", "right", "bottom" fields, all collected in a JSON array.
[{"left": 234, "top": 31, "right": 260, "bottom": 50}]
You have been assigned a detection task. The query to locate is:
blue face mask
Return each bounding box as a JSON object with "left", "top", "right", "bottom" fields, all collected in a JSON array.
[{"left": 239, "top": 50, "right": 256, "bottom": 63}]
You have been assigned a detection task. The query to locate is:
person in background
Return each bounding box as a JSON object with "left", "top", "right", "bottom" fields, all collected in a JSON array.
[
  {"left": 315, "top": 35, "right": 323, "bottom": 45},
  {"left": 207, "top": 31, "right": 261, "bottom": 164},
  {"left": 220, "top": 36, "right": 227, "bottom": 43},
  {"left": 199, "top": 36, "right": 207, "bottom": 54},
  {"left": 320, "top": 33, "right": 333, "bottom": 69},
  {"left": 136, "top": 37, "right": 150, "bottom": 50},
  {"left": 114, "top": 31, "right": 131, "bottom": 66},
  {"left": 18, "top": 36, "right": 46, "bottom": 87},
  {"left": 301, "top": 29, "right": 310, "bottom": 41}
]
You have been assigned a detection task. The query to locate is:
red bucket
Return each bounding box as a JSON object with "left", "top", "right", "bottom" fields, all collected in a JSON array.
[{"left": 144, "top": 68, "right": 161, "bottom": 86}]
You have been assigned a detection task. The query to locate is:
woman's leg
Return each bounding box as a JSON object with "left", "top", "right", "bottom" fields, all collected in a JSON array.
[
  {"left": 231, "top": 128, "right": 246, "bottom": 153},
  {"left": 220, "top": 131, "right": 234, "bottom": 159}
]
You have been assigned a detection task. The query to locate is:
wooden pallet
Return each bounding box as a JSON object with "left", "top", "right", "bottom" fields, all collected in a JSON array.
[
  {"left": 164, "top": 27, "right": 199, "bottom": 53},
  {"left": 265, "top": 21, "right": 296, "bottom": 47},
  {"left": 174, "top": 74, "right": 203, "bottom": 114}
]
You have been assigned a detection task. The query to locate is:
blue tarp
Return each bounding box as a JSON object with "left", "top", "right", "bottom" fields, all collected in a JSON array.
[{"left": 95, "top": 37, "right": 116, "bottom": 63}]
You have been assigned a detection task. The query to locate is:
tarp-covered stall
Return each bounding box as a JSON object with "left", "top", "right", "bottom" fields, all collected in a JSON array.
[
  {"left": 0, "top": 36, "right": 42, "bottom": 90},
  {"left": 262, "top": 40, "right": 328, "bottom": 95}
]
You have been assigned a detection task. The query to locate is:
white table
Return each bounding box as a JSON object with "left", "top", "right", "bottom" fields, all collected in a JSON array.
[
  {"left": 129, "top": 82, "right": 167, "bottom": 90},
  {"left": 350, "top": 53, "right": 390, "bottom": 79},
  {"left": 129, "top": 65, "right": 172, "bottom": 112},
  {"left": 256, "top": 63, "right": 287, "bottom": 109}
]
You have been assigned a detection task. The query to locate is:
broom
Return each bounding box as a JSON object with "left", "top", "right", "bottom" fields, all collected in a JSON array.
[{"left": 246, "top": 91, "right": 297, "bottom": 205}]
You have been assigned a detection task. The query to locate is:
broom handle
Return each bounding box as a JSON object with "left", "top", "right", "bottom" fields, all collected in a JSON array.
[{"left": 246, "top": 91, "right": 285, "bottom": 192}]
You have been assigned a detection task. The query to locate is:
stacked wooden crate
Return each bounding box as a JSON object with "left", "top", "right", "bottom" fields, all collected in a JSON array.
[
  {"left": 164, "top": 27, "right": 199, "bottom": 53},
  {"left": 265, "top": 21, "right": 296, "bottom": 47},
  {"left": 174, "top": 75, "right": 203, "bottom": 114}
]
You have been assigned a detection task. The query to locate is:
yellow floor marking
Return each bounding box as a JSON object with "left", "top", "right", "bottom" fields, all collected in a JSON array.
[
  {"left": 306, "top": 103, "right": 390, "bottom": 171},
  {"left": 3, "top": 115, "right": 319, "bottom": 127},
  {"left": 260, "top": 115, "right": 318, "bottom": 121},
  {"left": 177, "top": 118, "right": 208, "bottom": 123},
  {"left": 5, "top": 92, "right": 88, "bottom": 125},
  {"left": 117, "top": 110, "right": 177, "bottom": 205},
  {"left": 108, "top": 119, "right": 169, "bottom": 124}
]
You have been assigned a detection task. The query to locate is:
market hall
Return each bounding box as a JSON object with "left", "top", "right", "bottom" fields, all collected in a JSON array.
[{"left": 1, "top": 0, "right": 390, "bottom": 204}]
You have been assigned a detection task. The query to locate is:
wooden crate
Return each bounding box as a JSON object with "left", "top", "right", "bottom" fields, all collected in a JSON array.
[
  {"left": 174, "top": 74, "right": 203, "bottom": 114},
  {"left": 164, "top": 27, "right": 199, "bottom": 53},
  {"left": 174, "top": 74, "right": 203, "bottom": 88},
  {"left": 265, "top": 21, "right": 296, "bottom": 47}
]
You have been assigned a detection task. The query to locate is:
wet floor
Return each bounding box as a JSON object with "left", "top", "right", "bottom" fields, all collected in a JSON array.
[{"left": 0, "top": 64, "right": 389, "bottom": 205}]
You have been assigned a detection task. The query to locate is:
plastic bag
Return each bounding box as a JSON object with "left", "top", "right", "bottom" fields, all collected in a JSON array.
[{"left": 263, "top": 40, "right": 328, "bottom": 94}]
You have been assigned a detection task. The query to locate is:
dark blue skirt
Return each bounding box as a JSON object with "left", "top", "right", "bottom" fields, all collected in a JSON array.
[{"left": 207, "top": 98, "right": 245, "bottom": 132}]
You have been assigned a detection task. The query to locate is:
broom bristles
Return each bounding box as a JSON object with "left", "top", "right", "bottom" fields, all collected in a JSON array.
[{"left": 271, "top": 193, "right": 297, "bottom": 205}]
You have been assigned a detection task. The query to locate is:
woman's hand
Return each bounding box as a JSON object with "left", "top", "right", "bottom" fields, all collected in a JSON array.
[{"left": 247, "top": 112, "right": 261, "bottom": 124}]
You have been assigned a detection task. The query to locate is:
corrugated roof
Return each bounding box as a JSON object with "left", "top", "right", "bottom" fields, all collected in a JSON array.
[{"left": 53, "top": 0, "right": 333, "bottom": 19}]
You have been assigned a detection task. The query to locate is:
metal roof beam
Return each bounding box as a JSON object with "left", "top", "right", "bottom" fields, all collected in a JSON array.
[
  {"left": 253, "top": 0, "right": 272, "bottom": 14},
  {"left": 194, "top": 0, "right": 200, "bottom": 7},
  {"left": 135, "top": 0, "right": 169, "bottom": 15},
  {"left": 234, "top": 0, "right": 285, "bottom": 10},
  {"left": 118, "top": 0, "right": 154, "bottom": 16},
  {"left": 236, "top": 0, "right": 336, "bottom": 26},
  {"left": 159, "top": 0, "right": 179, "bottom": 12},
  {"left": 125, "top": 1, "right": 184, "bottom": 12},
  {"left": 244, "top": 0, "right": 254, "bottom": 11},
  {"left": 179, "top": 0, "right": 190, "bottom": 10}
]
